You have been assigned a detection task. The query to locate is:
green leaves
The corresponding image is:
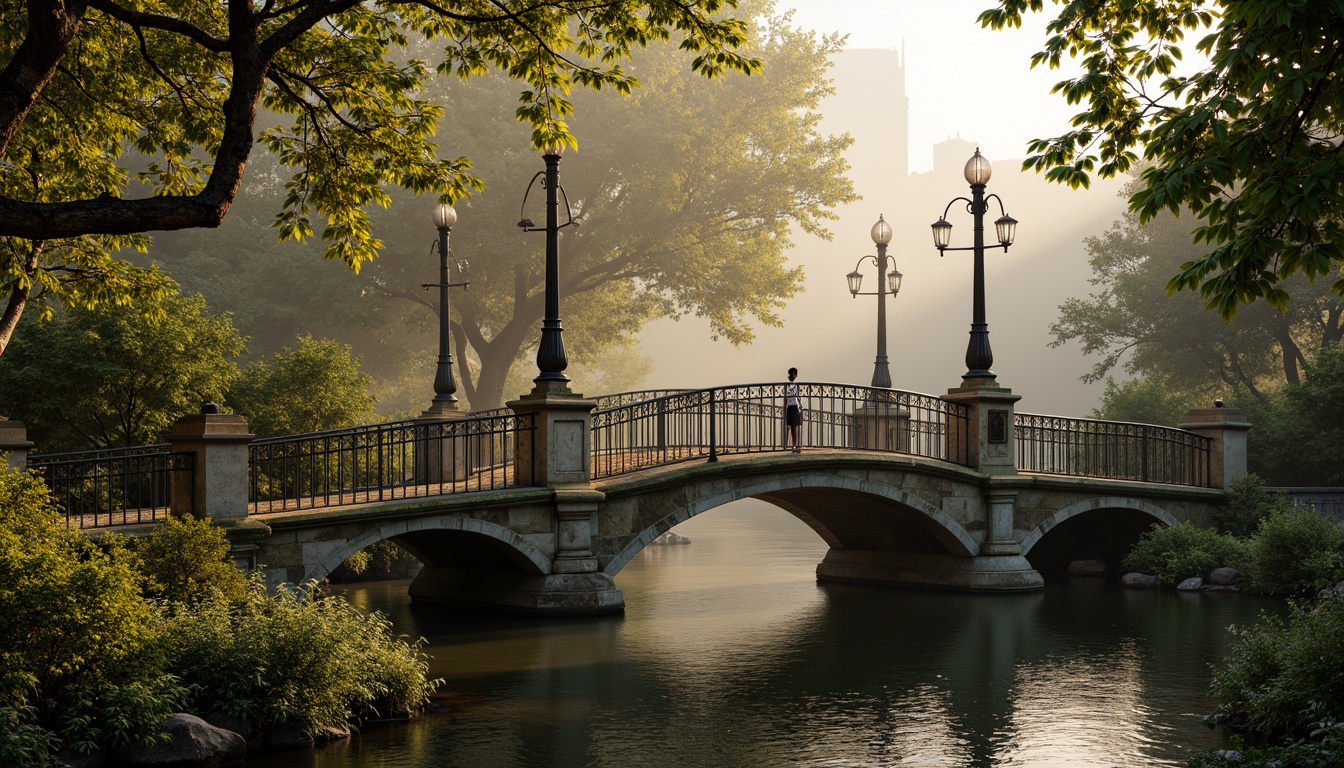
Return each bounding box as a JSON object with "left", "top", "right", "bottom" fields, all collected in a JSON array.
[
  {"left": 0, "top": 0, "right": 764, "bottom": 358},
  {"left": 986, "top": 0, "right": 1344, "bottom": 316}
]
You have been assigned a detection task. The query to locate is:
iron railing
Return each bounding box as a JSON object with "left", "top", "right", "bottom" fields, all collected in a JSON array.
[
  {"left": 248, "top": 412, "right": 536, "bottom": 513},
  {"left": 591, "top": 382, "right": 972, "bottom": 479},
  {"left": 1014, "top": 413, "right": 1212, "bottom": 487},
  {"left": 28, "top": 444, "right": 194, "bottom": 528},
  {"left": 592, "top": 389, "right": 692, "bottom": 410}
]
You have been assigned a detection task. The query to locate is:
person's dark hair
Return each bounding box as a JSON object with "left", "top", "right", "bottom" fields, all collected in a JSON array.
[{"left": 787, "top": 367, "right": 798, "bottom": 378}]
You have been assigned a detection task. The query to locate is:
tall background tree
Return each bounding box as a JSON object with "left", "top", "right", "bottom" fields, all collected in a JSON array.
[
  {"left": 0, "top": 0, "right": 762, "bottom": 357},
  {"left": 981, "top": 0, "right": 1344, "bottom": 317},
  {"left": 1054, "top": 177, "right": 1344, "bottom": 484},
  {"left": 1053, "top": 179, "right": 1344, "bottom": 414},
  {"left": 154, "top": 3, "right": 856, "bottom": 411},
  {"left": 0, "top": 290, "right": 244, "bottom": 450}
]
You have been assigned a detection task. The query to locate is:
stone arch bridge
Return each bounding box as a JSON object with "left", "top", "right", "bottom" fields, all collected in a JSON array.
[{"left": 7, "top": 380, "right": 1249, "bottom": 615}]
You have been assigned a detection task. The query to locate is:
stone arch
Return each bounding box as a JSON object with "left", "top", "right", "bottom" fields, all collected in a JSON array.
[
  {"left": 1019, "top": 496, "right": 1178, "bottom": 556},
  {"left": 303, "top": 515, "right": 552, "bottom": 584},
  {"left": 601, "top": 470, "right": 979, "bottom": 577}
]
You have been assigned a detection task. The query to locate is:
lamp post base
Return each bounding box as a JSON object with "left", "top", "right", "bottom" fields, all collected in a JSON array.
[{"left": 421, "top": 400, "right": 463, "bottom": 420}]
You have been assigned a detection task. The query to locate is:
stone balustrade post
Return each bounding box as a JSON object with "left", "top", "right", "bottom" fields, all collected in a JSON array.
[
  {"left": 414, "top": 401, "right": 469, "bottom": 486},
  {"left": 941, "top": 378, "right": 1021, "bottom": 476},
  {"left": 849, "top": 399, "right": 911, "bottom": 452},
  {"left": 1180, "top": 403, "right": 1251, "bottom": 489},
  {"left": 508, "top": 384, "right": 596, "bottom": 490},
  {"left": 166, "top": 405, "right": 254, "bottom": 521},
  {"left": 166, "top": 405, "right": 265, "bottom": 570},
  {"left": 0, "top": 420, "right": 34, "bottom": 471}
]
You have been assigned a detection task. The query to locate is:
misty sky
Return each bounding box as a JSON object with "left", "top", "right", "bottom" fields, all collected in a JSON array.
[
  {"left": 636, "top": 1, "right": 1145, "bottom": 417},
  {"left": 781, "top": 0, "right": 1080, "bottom": 172}
]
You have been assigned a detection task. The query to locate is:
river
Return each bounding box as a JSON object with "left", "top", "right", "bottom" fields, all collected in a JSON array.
[{"left": 245, "top": 499, "right": 1277, "bottom": 767}]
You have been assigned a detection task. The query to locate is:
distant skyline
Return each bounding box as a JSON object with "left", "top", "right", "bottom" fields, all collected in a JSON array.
[{"left": 781, "top": 0, "right": 1080, "bottom": 172}]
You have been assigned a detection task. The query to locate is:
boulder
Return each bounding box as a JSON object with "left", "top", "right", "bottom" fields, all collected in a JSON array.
[
  {"left": 1177, "top": 577, "right": 1204, "bottom": 591},
  {"left": 123, "top": 713, "right": 246, "bottom": 767},
  {"left": 204, "top": 711, "right": 260, "bottom": 751},
  {"left": 313, "top": 726, "right": 350, "bottom": 743},
  {"left": 1208, "top": 567, "right": 1239, "bottom": 586},
  {"left": 1067, "top": 558, "right": 1106, "bottom": 576},
  {"left": 1121, "top": 572, "right": 1159, "bottom": 588}
]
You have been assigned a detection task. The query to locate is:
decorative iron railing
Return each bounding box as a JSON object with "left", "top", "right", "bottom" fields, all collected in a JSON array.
[
  {"left": 592, "top": 389, "right": 692, "bottom": 410},
  {"left": 248, "top": 412, "right": 535, "bottom": 513},
  {"left": 28, "top": 444, "right": 194, "bottom": 528},
  {"left": 590, "top": 382, "right": 972, "bottom": 479},
  {"left": 1014, "top": 413, "right": 1212, "bottom": 487}
]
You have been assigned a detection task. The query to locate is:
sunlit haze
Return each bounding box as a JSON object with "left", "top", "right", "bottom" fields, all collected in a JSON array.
[{"left": 637, "top": 0, "right": 1136, "bottom": 417}]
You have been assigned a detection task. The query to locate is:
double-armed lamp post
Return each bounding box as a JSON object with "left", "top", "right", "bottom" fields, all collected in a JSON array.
[
  {"left": 846, "top": 214, "right": 903, "bottom": 389},
  {"left": 518, "top": 147, "right": 578, "bottom": 388},
  {"left": 425, "top": 203, "right": 470, "bottom": 414},
  {"left": 930, "top": 149, "right": 1018, "bottom": 380}
]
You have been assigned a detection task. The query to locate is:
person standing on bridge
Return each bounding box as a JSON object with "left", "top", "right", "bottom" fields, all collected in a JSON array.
[{"left": 785, "top": 367, "right": 802, "bottom": 453}]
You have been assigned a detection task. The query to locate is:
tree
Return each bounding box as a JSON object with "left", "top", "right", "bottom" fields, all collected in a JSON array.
[
  {"left": 982, "top": 1, "right": 1344, "bottom": 318},
  {"left": 0, "top": 289, "right": 244, "bottom": 451},
  {"left": 1052, "top": 181, "right": 1344, "bottom": 407},
  {"left": 145, "top": 3, "right": 853, "bottom": 411},
  {"left": 0, "top": 0, "right": 762, "bottom": 357},
  {"left": 365, "top": 7, "right": 855, "bottom": 407},
  {"left": 1244, "top": 344, "right": 1344, "bottom": 485},
  {"left": 226, "top": 335, "right": 378, "bottom": 437}
]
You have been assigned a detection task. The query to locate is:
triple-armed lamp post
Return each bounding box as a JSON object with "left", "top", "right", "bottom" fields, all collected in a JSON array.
[
  {"left": 518, "top": 147, "right": 578, "bottom": 388},
  {"left": 846, "top": 214, "right": 903, "bottom": 389},
  {"left": 425, "top": 203, "right": 470, "bottom": 413},
  {"left": 930, "top": 149, "right": 1018, "bottom": 380}
]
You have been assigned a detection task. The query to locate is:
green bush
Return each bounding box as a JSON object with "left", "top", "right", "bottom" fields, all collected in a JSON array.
[
  {"left": 1243, "top": 508, "right": 1344, "bottom": 596},
  {"left": 1207, "top": 597, "right": 1344, "bottom": 742},
  {"left": 133, "top": 514, "right": 249, "bottom": 605},
  {"left": 1190, "top": 720, "right": 1344, "bottom": 767},
  {"left": 1216, "top": 473, "right": 1293, "bottom": 539},
  {"left": 1120, "top": 522, "right": 1246, "bottom": 585},
  {"left": 160, "top": 579, "right": 438, "bottom": 736},
  {"left": 0, "top": 466, "right": 179, "bottom": 765}
]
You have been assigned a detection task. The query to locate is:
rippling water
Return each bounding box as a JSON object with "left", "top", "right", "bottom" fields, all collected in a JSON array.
[{"left": 246, "top": 500, "right": 1278, "bottom": 768}]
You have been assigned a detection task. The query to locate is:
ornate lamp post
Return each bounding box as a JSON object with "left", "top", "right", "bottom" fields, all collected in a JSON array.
[
  {"left": 518, "top": 147, "right": 578, "bottom": 388},
  {"left": 930, "top": 149, "right": 1018, "bottom": 380},
  {"left": 846, "top": 214, "right": 903, "bottom": 389},
  {"left": 424, "top": 203, "right": 470, "bottom": 415}
]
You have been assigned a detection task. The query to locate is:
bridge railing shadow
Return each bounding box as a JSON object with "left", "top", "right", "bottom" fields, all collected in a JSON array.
[
  {"left": 247, "top": 412, "right": 536, "bottom": 513},
  {"left": 27, "top": 444, "right": 194, "bottom": 528},
  {"left": 1014, "top": 413, "right": 1212, "bottom": 487},
  {"left": 590, "top": 382, "right": 972, "bottom": 478}
]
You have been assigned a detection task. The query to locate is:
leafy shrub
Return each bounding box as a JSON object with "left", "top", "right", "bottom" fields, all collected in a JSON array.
[
  {"left": 1243, "top": 508, "right": 1344, "bottom": 596},
  {"left": 0, "top": 465, "right": 178, "bottom": 764},
  {"left": 1120, "top": 522, "right": 1246, "bottom": 585},
  {"left": 160, "top": 579, "right": 438, "bottom": 736},
  {"left": 1190, "top": 719, "right": 1344, "bottom": 768},
  {"left": 1216, "top": 472, "right": 1293, "bottom": 539},
  {"left": 1207, "top": 597, "right": 1344, "bottom": 741},
  {"left": 133, "top": 514, "right": 249, "bottom": 605}
]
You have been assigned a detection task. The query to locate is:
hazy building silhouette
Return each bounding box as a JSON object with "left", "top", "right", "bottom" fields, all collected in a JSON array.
[{"left": 825, "top": 48, "right": 908, "bottom": 180}]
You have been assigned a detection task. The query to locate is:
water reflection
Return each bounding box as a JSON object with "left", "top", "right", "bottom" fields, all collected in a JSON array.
[{"left": 246, "top": 499, "right": 1277, "bottom": 768}]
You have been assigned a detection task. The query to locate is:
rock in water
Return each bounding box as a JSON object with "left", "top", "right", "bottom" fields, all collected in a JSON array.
[
  {"left": 123, "top": 713, "right": 246, "bottom": 767},
  {"left": 1120, "top": 572, "right": 1159, "bottom": 588}
]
